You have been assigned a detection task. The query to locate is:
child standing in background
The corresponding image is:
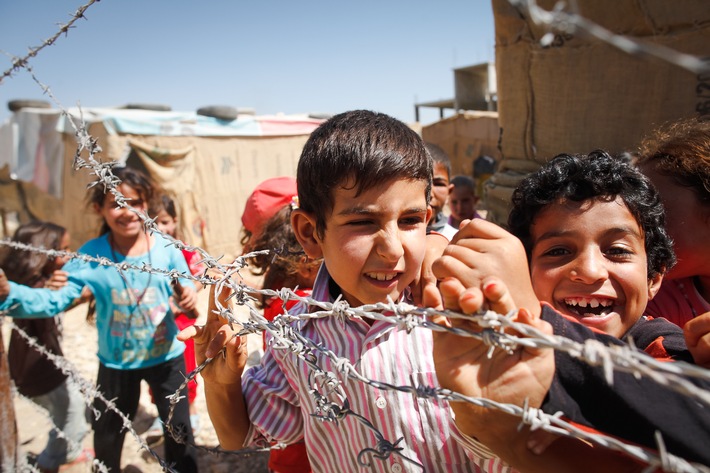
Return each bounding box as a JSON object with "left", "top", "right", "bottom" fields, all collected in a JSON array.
[
  {"left": 424, "top": 142, "right": 458, "bottom": 239},
  {"left": 636, "top": 117, "right": 710, "bottom": 366},
  {"left": 3, "top": 221, "right": 90, "bottom": 473},
  {"left": 144, "top": 193, "right": 206, "bottom": 440},
  {"left": 241, "top": 176, "right": 315, "bottom": 473},
  {"left": 246, "top": 201, "right": 319, "bottom": 473},
  {"left": 0, "top": 167, "right": 199, "bottom": 472},
  {"left": 240, "top": 176, "right": 299, "bottom": 254},
  {"left": 447, "top": 175, "right": 481, "bottom": 229}
]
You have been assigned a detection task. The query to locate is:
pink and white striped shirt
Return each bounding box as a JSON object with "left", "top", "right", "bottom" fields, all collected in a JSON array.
[{"left": 242, "top": 265, "right": 513, "bottom": 473}]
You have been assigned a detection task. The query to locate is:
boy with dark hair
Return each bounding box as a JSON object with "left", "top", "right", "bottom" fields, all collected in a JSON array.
[
  {"left": 425, "top": 142, "right": 458, "bottom": 239},
  {"left": 507, "top": 151, "right": 682, "bottom": 345},
  {"left": 183, "top": 110, "right": 510, "bottom": 472},
  {"left": 431, "top": 151, "right": 709, "bottom": 471},
  {"left": 448, "top": 175, "right": 481, "bottom": 229}
]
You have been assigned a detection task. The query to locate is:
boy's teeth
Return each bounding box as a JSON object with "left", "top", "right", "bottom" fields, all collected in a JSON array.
[
  {"left": 564, "top": 297, "right": 613, "bottom": 307},
  {"left": 563, "top": 297, "right": 615, "bottom": 318},
  {"left": 369, "top": 272, "right": 395, "bottom": 281}
]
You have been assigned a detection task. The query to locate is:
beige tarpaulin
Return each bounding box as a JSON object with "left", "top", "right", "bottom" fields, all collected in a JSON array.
[
  {"left": 1, "top": 113, "right": 316, "bottom": 259},
  {"left": 486, "top": 0, "right": 710, "bottom": 225}
]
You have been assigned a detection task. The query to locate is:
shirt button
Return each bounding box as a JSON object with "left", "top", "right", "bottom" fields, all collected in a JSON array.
[
  {"left": 391, "top": 463, "right": 402, "bottom": 473},
  {"left": 375, "top": 397, "right": 387, "bottom": 409}
]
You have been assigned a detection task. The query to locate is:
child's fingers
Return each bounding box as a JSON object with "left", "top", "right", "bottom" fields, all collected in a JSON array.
[
  {"left": 684, "top": 312, "right": 710, "bottom": 347},
  {"left": 177, "top": 325, "right": 199, "bottom": 345},
  {"left": 51, "top": 270, "right": 69, "bottom": 280},
  {"left": 449, "top": 217, "right": 502, "bottom": 244},
  {"left": 207, "top": 284, "right": 233, "bottom": 323},
  {"left": 202, "top": 324, "right": 241, "bottom": 359},
  {"left": 420, "top": 278, "right": 443, "bottom": 310},
  {"left": 438, "top": 277, "right": 469, "bottom": 312},
  {"left": 684, "top": 312, "right": 710, "bottom": 367},
  {"left": 432, "top": 254, "right": 486, "bottom": 291},
  {"left": 480, "top": 276, "right": 517, "bottom": 315}
]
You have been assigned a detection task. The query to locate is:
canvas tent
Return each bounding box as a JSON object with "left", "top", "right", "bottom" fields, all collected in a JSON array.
[
  {"left": 484, "top": 0, "right": 710, "bottom": 225},
  {"left": 0, "top": 107, "right": 324, "bottom": 258}
]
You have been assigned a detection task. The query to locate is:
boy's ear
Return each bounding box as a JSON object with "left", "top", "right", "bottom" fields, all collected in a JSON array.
[
  {"left": 647, "top": 272, "right": 664, "bottom": 300},
  {"left": 291, "top": 209, "right": 324, "bottom": 259}
]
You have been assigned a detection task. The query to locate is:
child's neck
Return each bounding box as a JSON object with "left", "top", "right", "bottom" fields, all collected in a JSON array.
[{"left": 110, "top": 232, "right": 152, "bottom": 256}]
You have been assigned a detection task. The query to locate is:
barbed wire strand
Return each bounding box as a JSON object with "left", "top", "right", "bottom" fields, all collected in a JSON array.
[
  {"left": 0, "top": 0, "right": 100, "bottom": 84},
  {"left": 509, "top": 0, "right": 710, "bottom": 74}
]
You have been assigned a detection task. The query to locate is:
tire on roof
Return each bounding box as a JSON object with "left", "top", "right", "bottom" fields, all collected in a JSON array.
[
  {"left": 308, "top": 112, "right": 332, "bottom": 120},
  {"left": 8, "top": 99, "right": 52, "bottom": 112},
  {"left": 196, "top": 105, "right": 238, "bottom": 121},
  {"left": 122, "top": 103, "right": 172, "bottom": 111}
]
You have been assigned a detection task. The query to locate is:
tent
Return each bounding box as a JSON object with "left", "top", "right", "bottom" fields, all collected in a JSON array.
[{"left": 0, "top": 107, "right": 324, "bottom": 258}]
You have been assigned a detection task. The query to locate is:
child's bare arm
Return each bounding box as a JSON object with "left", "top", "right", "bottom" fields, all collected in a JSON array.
[
  {"left": 434, "top": 277, "right": 645, "bottom": 472},
  {"left": 684, "top": 312, "right": 710, "bottom": 368},
  {"left": 432, "top": 275, "right": 555, "bottom": 459},
  {"left": 178, "top": 284, "right": 250, "bottom": 449}
]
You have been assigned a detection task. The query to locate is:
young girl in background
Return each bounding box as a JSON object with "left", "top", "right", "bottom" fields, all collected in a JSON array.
[
  {"left": 3, "top": 221, "right": 90, "bottom": 473},
  {"left": 637, "top": 117, "right": 710, "bottom": 324},
  {"left": 636, "top": 117, "right": 710, "bottom": 366},
  {"left": 242, "top": 178, "right": 318, "bottom": 473},
  {"left": 0, "top": 167, "right": 199, "bottom": 472},
  {"left": 144, "top": 193, "right": 205, "bottom": 441},
  {"left": 249, "top": 205, "right": 321, "bottom": 339}
]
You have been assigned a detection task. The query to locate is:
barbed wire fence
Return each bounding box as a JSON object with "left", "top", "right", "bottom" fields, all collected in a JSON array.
[
  {"left": 1, "top": 0, "right": 710, "bottom": 472},
  {"left": 2, "top": 111, "right": 710, "bottom": 472}
]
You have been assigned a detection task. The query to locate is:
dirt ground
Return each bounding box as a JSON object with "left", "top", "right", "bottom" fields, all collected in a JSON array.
[{"left": 6, "top": 284, "right": 270, "bottom": 473}]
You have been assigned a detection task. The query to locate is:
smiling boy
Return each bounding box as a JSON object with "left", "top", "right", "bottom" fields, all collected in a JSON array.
[
  {"left": 506, "top": 151, "right": 689, "bottom": 357},
  {"left": 431, "top": 151, "right": 706, "bottom": 471},
  {"left": 185, "top": 110, "right": 507, "bottom": 472}
]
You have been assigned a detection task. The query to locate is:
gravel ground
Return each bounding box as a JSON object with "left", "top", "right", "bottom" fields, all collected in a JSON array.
[{"left": 7, "top": 285, "right": 270, "bottom": 473}]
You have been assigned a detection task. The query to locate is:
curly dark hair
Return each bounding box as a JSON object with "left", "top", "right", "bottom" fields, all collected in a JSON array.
[{"left": 508, "top": 150, "right": 675, "bottom": 279}]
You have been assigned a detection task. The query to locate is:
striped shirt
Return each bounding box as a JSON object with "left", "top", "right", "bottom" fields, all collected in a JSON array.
[{"left": 242, "top": 265, "right": 513, "bottom": 473}]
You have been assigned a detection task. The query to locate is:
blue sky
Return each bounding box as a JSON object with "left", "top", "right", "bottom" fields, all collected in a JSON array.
[{"left": 0, "top": 1, "right": 495, "bottom": 125}]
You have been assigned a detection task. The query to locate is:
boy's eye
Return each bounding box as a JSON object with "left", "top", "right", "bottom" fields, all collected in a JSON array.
[
  {"left": 400, "top": 216, "right": 425, "bottom": 226},
  {"left": 606, "top": 246, "right": 634, "bottom": 258},
  {"left": 542, "top": 247, "right": 569, "bottom": 257},
  {"left": 346, "top": 219, "right": 372, "bottom": 226}
]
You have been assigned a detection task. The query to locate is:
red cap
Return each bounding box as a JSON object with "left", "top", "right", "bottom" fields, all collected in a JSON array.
[{"left": 241, "top": 176, "right": 298, "bottom": 235}]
